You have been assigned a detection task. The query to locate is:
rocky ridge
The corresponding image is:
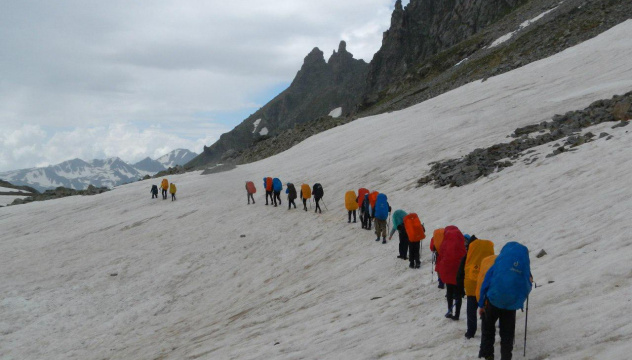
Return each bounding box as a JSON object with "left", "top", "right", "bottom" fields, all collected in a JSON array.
[
  {"left": 186, "top": 41, "right": 368, "bottom": 169},
  {"left": 417, "top": 92, "right": 632, "bottom": 188},
  {"left": 7, "top": 185, "right": 110, "bottom": 207}
]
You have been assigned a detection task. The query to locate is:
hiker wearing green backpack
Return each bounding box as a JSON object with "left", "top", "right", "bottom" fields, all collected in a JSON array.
[{"left": 389, "top": 209, "right": 409, "bottom": 260}]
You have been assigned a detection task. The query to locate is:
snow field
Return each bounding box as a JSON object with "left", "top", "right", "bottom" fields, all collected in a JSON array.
[{"left": 1, "top": 20, "right": 632, "bottom": 360}]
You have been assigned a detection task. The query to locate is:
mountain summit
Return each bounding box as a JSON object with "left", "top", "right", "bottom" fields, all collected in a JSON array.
[{"left": 186, "top": 41, "right": 368, "bottom": 168}]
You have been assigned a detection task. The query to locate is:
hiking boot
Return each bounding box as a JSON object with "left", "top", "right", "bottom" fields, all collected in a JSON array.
[
  {"left": 438, "top": 283, "right": 445, "bottom": 289},
  {"left": 348, "top": 220, "right": 351, "bottom": 223},
  {"left": 415, "top": 261, "right": 421, "bottom": 269},
  {"left": 409, "top": 263, "right": 415, "bottom": 268},
  {"left": 397, "top": 255, "right": 403, "bottom": 259},
  {"left": 451, "top": 316, "right": 459, "bottom": 321},
  {"left": 382, "top": 239, "right": 387, "bottom": 244},
  {"left": 375, "top": 238, "right": 380, "bottom": 241},
  {"left": 464, "top": 332, "right": 474, "bottom": 339},
  {"left": 353, "top": 220, "right": 356, "bottom": 223},
  {"left": 445, "top": 312, "right": 453, "bottom": 318}
]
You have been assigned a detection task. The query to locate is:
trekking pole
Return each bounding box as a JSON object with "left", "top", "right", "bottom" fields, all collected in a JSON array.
[
  {"left": 310, "top": 198, "right": 312, "bottom": 209},
  {"left": 322, "top": 199, "right": 328, "bottom": 211},
  {"left": 431, "top": 252, "right": 435, "bottom": 282},
  {"left": 524, "top": 295, "right": 529, "bottom": 357}
]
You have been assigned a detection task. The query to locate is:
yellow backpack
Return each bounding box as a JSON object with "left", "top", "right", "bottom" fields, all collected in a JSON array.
[
  {"left": 345, "top": 190, "right": 358, "bottom": 211},
  {"left": 476, "top": 254, "right": 498, "bottom": 302},
  {"left": 465, "top": 240, "right": 494, "bottom": 296}
]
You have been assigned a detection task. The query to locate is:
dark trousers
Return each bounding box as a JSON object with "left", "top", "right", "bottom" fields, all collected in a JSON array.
[
  {"left": 362, "top": 212, "right": 372, "bottom": 229},
  {"left": 446, "top": 284, "right": 462, "bottom": 318},
  {"left": 247, "top": 193, "right": 255, "bottom": 204},
  {"left": 288, "top": 198, "right": 296, "bottom": 209},
  {"left": 302, "top": 198, "right": 308, "bottom": 210},
  {"left": 466, "top": 296, "right": 478, "bottom": 337},
  {"left": 273, "top": 191, "right": 281, "bottom": 206},
  {"left": 399, "top": 238, "right": 409, "bottom": 259},
  {"left": 479, "top": 302, "right": 516, "bottom": 360},
  {"left": 152, "top": 192, "right": 158, "bottom": 199},
  {"left": 348, "top": 210, "right": 356, "bottom": 222},
  {"left": 408, "top": 241, "right": 419, "bottom": 266},
  {"left": 265, "top": 191, "right": 273, "bottom": 204},
  {"left": 314, "top": 198, "right": 322, "bottom": 213},
  {"left": 171, "top": 193, "right": 176, "bottom": 201},
  {"left": 162, "top": 189, "right": 167, "bottom": 199}
]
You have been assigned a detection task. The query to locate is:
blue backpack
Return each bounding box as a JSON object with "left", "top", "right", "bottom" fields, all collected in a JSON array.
[
  {"left": 272, "top": 178, "right": 282, "bottom": 192},
  {"left": 374, "top": 193, "right": 389, "bottom": 220},
  {"left": 484, "top": 242, "right": 532, "bottom": 310}
]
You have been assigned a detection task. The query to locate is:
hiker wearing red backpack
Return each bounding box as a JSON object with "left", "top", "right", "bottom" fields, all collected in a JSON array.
[
  {"left": 478, "top": 242, "right": 532, "bottom": 360},
  {"left": 437, "top": 226, "right": 467, "bottom": 320},
  {"left": 245, "top": 181, "right": 256, "bottom": 205}
]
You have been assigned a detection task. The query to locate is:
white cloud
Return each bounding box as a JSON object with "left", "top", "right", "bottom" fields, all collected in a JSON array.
[{"left": 0, "top": 0, "right": 398, "bottom": 172}]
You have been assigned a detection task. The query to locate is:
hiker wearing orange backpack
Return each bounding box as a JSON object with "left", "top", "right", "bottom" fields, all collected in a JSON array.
[
  {"left": 245, "top": 181, "right": 256, "bottom": 205},
  {"left": 160, "top": 178, "right": 169, "bottom": 200},
  {"left": 430, "top": 228, "right": 446, "bottom": 288},
  {"left": 344, "top": 190, "right": 358, "bottom": 223},
  {"left": 263, "top": 177, "right": 273, "bottom": 205},
  {"left": 299, "top": 184, "right": 311, "bottom": 211}
]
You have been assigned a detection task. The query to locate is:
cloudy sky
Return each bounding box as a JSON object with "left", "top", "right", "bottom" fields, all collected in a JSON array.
[{"left": 0, "top": 0, "right": 409, "bottom": 172}]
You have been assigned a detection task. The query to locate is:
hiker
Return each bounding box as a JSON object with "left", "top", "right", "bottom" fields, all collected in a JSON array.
[
  {"left": 360, "top": 193, "right": 372, "bottom": 230},
  {"left": 389, "top": 209, "right": 408, "bottom": 260},
  {"left": 404, "top": 213, "right": 425, "bottom": 269},
  {"left": 430, "top": 228, "right": 446, "bottom": 288},
  {"left": 272, "top": 178, "right": 282, "bottom": 207},
  {"left": 357, "top": 188, "right": 369, "bottom": 227},
  {"left": 286, "top": 183, "right": 297, "bottom": 209},
  {"left": 478, "top": 242, "right": 532, "bottom": 360},
  {"left": 312, "top": 183, "right": 324, "bottom": 213},
  {"left": 245, "top": 181, "right": 256, "bottom": 204},
  {"left": 169, "top": 182, "right": 177, "bottom": 201},
  {"left": 161, "top": 178, "right": 169, "bottom": 200},
  {"left": 150, "top": 184, "right": 159, "bottom": 199},
  {"left": 372, "top": 193, "right": 391, "bottom": 243},
  {"left": 458, "top": 236, "right": 495, "bottom": 339},
  {"left": 437, "top": 225, "right": 467, "bottom": 320},
  {"left": 345, "top": 190, "right": 358, "bottom": 223},
  {"left": 263, "top": 177, "right": 273, "bottom": 205},
  {"left": 300, "top": 183, "right": 311, "bottom": 211}
]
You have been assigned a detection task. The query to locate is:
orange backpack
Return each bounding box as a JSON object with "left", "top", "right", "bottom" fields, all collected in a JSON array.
[
  {"left": 301, "top": 184, "right": 311, "bottom": 199},
  {"left": 404, "top": 213, "right": 426, "bottom": 242},
  {"left": 246, "top": 181, "right": 256, "bottom": 194},
  {"left": 476, "top": 255, "right": 498, "bottom": 302},
  {"left": 345, "top": 190, "right": 358, "bottom": 211},
  {"left": 464, "top": 240, "right": 495, "bottom": 296},
  {"left": 431, "top": 228, "right": 445, "bottom": 253},
  {"left": 161, "top": 179, "right": 169, "bottom": 190},
  {"left": 368, "top": 191, "right": 379, "bottom": 208},
  {"left": 265, "top": 177, "right": 273, "bottom": 191}
]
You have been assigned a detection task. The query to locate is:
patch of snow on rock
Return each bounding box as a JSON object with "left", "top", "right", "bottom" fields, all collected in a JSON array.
[
  {"left": 259, "top": 127, "right": 268, "bottom": 136},
  {"left": 328, "top": 107, "right": 343, "bottom": 118},
  {"left": 252, "top": 118, "right": 261, "bottom": 133},
  {"left": 490, "top": 6, "right": 559, "bottom": 48}
]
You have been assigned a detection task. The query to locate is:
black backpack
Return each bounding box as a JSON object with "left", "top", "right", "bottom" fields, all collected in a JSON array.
[
  {"left": 313, "top": 183, "right": 324, "bottom": 198},
  {"left": 287, "top": 183, "right": 297, "bottom": 200},
  {"left": 151, "top": 184, "right": 158, "bottom": 193}
]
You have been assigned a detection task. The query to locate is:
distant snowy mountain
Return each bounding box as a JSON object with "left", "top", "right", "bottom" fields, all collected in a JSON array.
[
  {"left": 156, "top": 149, "right": 197, "bottom": 168},
  {"left": 133, "top": 157, "right": 166, "bottom": 173},
  {"left": 0, "top": 149, "right": 197, "bottom": 192}
]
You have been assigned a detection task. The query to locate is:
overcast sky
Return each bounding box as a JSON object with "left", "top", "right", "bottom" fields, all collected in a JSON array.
[{"left": 0, "top": 0, "right": 409, "bottom": 172}]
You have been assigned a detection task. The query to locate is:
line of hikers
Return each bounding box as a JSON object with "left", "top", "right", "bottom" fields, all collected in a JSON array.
[
  {"left": 150, "top": 178, "right": 177, "bottom": 201},
  {"left": 345, "top": 187, "right": 533, "bottom": 360},
  {"left": 245, "top": 178, "right": 325, "bottom": 213},
  {"left": 246, "top": 181, "right": 532, "bottom": 359}
]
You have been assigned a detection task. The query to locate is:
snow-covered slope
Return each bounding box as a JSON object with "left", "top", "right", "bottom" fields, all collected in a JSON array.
[
  {"left": 1, "top": 21, "right": 632, "bottom": 360},
  {"left": 157, "top": 149, "right": 197, "bottom": 169}
]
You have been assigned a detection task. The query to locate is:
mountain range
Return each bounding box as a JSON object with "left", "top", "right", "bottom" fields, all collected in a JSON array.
[
  {"left": 185, "top": 0, "right": 631, "bottom": 170},
  {"left": 0, "top": 149, "right": 197, "bottom": 192}
]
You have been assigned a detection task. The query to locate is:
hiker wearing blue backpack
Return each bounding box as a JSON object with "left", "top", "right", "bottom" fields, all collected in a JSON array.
[
  {"left": 272, "top": 178, "right": 283, "bottom": 207},
  {"left": 372, "top": 193, "right": 391, "bottom": 243},
  {"left": 478, "top": 242, "right": 533, "bottom": 360}
]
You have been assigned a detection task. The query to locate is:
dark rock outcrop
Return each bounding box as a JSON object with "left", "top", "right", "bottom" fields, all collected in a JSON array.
[
  {"left": 186, "top": 41, "right": 368, "bottom": 169},
  {"left": 361, "top": 0, "right": 527, "bottom": 107}
]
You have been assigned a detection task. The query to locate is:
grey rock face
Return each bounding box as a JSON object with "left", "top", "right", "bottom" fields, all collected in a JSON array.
[
  {"left": 186, "top": 41, "right": 368, "bottom": 169},
  {"left": 362, "top": 0, "right": 527, "bottom": 107}
]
